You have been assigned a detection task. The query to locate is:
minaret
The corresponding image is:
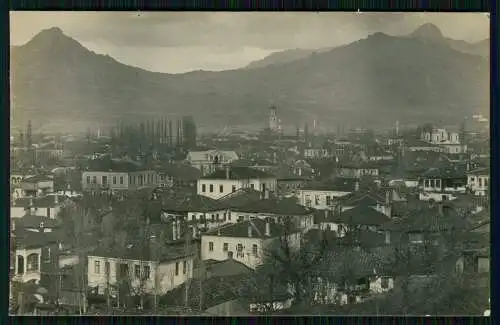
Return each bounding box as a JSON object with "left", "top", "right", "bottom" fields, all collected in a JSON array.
[
  {"left": 395, "top": 120, "right": 399, "bottom": 137},
  {"left": 268, "top": 106, "right": 278, "bottom": 132}
]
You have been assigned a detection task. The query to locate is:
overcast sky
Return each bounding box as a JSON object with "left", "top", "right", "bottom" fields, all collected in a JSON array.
[{"left": 10, "top": 12, "right": 489, "bottom": 74}]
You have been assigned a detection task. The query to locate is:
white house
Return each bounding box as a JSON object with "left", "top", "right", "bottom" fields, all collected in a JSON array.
[
  {"left": 87, "top": 244, "right": 195, "bottom": 296},
  {"left": 227, "top": 198, "right": 315, "bottom": 232},
  {"left": 201, "top": 218, "right": 302, "bottom": 269},
  {"left": 420, "top": 128, "right": 467, "bottom": 154},
  {"left": 11, "top": 194, "right": 66, "bottom": 219},
  {"left": 418, "top": 168, "right": 467, "bottom": 201},
  {"left": 296, "top": 178, "right": 358, "bottom": 210},
  {"left": 82, "top": 158, "right": 158, "bottom": 192},
  {"left": 197, "top": 166, "right": 277, "bottom": 200},
  {"left": 467, "top": 167, "right": 490, "bottom": 196},
  {"left": 186, "top": 150, "right": 239, "bottom": 176},
  {"left": 19, "top": 175, "right": 54, "bottom": 197}
]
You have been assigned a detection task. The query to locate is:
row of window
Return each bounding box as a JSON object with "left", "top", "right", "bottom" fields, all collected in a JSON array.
[
  {"left": 201, "top": 184, "right": 237, "bottom": 194},
  {"left": 469, "top": 177, "right": 489, "bottom": 187},
  {"left": 305, "top": 195, "right": 332, "bottom": 206},
  {"left": 174, "top": 260, "right": 188, "bottom": 276},
  {"left": 86, "top": 174, "right": 157, "bottom": 186},
  {"left": 94, "top": 261, "right": 151, "bottom": 279},
  {"left": 191, "top": 212, "right": 233, "bottom": 222},
  {"left": 423, "top": 179, "right": 442, "bottom": 189},
  {"left": 208, "top": 242, "right": 258, "bottom": 256}
]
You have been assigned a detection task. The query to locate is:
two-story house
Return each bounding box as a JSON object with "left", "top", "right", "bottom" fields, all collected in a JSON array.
[
  {"left": 201, "top": 218, "right": 302, "bottom": 269},
  {"left": 227, "top": 198, "right": 315, "bottom": 232},
  {"left": 19, "top": 175, "right": 54, "bottom": 197},
  {"left": 87, "top": 243, "right": 195, "bottom": 296},
  {"left": 81, "top": 157, "right": 158, "bottom": 193},
  {"left": 11, "top": 194, "right": 66, "bottom": 219},
  {"left": 420, "top": 128, "right": 467, "bottom": 154},
  {"left": 157, "top": 163, "right": 201, "bottom": 188},
  {"left": 336, "top": 162, "right": 379, "bottom": 179},
  {"left": 467, "top": 167, "right": 490, "bottom": 196},
  {"left": 296, "top": 178, "right": 358, "bottom": 210},
  {"left": 186, "top": 150, "right": 239, "bottom": 176},
  {"left": 197, "top": 167, "right": 277, "bottom": 200},
  {"left": 418, "top": 168, "right": 468, "bottom": 201}
]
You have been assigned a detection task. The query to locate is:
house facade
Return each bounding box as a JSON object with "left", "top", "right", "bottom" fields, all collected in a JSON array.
[
  {"left": 186, "top": 150, "right": 239, "bottom": 176},
  {"left": 87, "top": 249, "right": 195, "bottom": 296},
  {"left": 197, "top": 167, "right": 277, "bottom": 200},
  {"left": 201, "top": 219, "right": 302, "bottom": 269},
  {"left": 418, "top": 168, "right": 467, "bottom": 201},
  {"left": 467, "top": 167, "right": 490, "bottom": 196},
  {"left": 296, "top": 179, "right": 358, "bottom": 210}
]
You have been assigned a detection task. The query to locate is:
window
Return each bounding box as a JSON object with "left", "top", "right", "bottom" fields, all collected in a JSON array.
[
  {"left": 92, "top": 176, "right": 97, "bottom": 184},
  {"left": 27, "top": 254, "right": 39, "bottom": 272},
  {"left": 113, "top": 176, "right": 117, "bottom": 185},
  {"left": 252, "top": 244, "right": 258, "bottom": 256},
  {"left": 211, "top": 215, "right": 215, "bottom": 221},
  {"left": 250, "top": 184, "right": 255, "bottom": 190},
  {"left": 223, "top": 213, "right": 227, "bottom": 221},
  {"left": 209, "top": 242, "right": 214, "bottom": 252},
  {"left": 223, "top": 243, "right": 229, "bottom": 252},
  {"left": 219, "top": 185, "right": 224, "bottom": 193},
  {"left": 232, "top": 185, "right": 236, "bottom": 192},
  {"left": 94, "top": 260, "right": 101, "bottom": 274},
  {"left": 143, "top": 265, "right": 151, "bottom": 279},
  {"left": 430, "top": 179, "right": 435, "bottom": 188},
  {"left": 209, "top": 184, "right": 214, "bottom": 193},
  {"left": 183, "top": 261, "right": 187, "bottom": 274},
  {"left": 381, "top": 277, "right": 389, "bottom": 289},
  {"left": 192, "top": 214, "right": 196, "bottom": 221},
  {"left": 175, "top": 262, "right": 179, "bottom": 275},
  {"left": 202, "top": 184, "right": 206, "bottom": 192},
  {"left": 424, "top": 179, "right": 429, "bottom": 187},
  {"left": 485, "top": 178, "right": 489, "bottom": 187},
  {"left": 135, "top": 264, "right": 141, "bottom": 278},
  {"left": 315, "top": 195, "right": 320, "bottom": 205},
  {"left": 471, "top": 177, "right": 475, "bottom": 182},
  {"left": 236, "top": 243, "right": 244, "bottom": 258},
  {"left": 120, "top": 176, "right": 124, "bottom": 185},
  {"left": 228, "top": 251, "right": 234, "bottom": 259},
  {"left": 228, "top": 212, "right": 232, "bottom": 221},
  {"left": 102, "top": 176, "right": 108, "bottom": 185},
  {"left": 408, "top": 233, "right": 424, "bottom": 244},
  {"left": 105, "top": 261, "right": 110, "bottom": 275},
  {"left": 326, "top": 196, "right": 331, "bottom": 206},
  {"left": 86, "top": 176, "right": 90, "bottom": 184},
  {"left": 479, "top": 178, "right": 483, "bottom": 187}
]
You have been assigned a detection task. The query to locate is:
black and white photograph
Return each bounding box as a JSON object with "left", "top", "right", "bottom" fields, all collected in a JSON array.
[{"left": 9, "top": 11, "right": 490, "bottom": 315}]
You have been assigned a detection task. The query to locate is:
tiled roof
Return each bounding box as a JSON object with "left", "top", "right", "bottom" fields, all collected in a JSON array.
[
  {"left": 160, "top": 163, "right": 202, "bottom": 181},
  {"left": 201, "top": 166, "right": 274, "bottom": 180},
  {"left": 218, "top": 188, "right": 262, "bottom": 208},
  {"left": 205, "top": 218, "right": 299, "bottom": 239},
  {"left": 337, "top": 205, "right": 391, "bottom": 226},
  {"left": 384, "top": 204, "right": 467, "bottom": 233},
  {"left": 317, "top": 248, "right": 382, "bottom": 278},
  {"left": 467, "top": 167, "right": 490, "bottom": 176},
  {"left": 12, "top": 229, "right": 61, "bottom": 249},
  {"left": 204, "top": 259, "right": 254, "bottom": 278},
  {"left": 13, "top": 195, "right": 65, "bottom": 208},
  {"left": 339, "top": 229, "right": 387, "bottom": 248},
  {"left": 301, "top": 177, "right": 358, "bottom": 192},
  {"left": 89, "top": 242, "right": 195, "bottom": 263},
  {"left": 337, "top": 191, "right": 386, "bottom": 207},
  {"left": 165, "top": 195, "right": 225, "bottom": 213},
  {"left": 21, "top": 175, "right": 53, "bottom": 183},
  {"left": 85, "top": 157, "right": 144, "bottom": 173},
  {"left": 420, "top": 167, "right": 466, "bottom": 179},
  {"left": 231, "top": 198, "right": 311, "bottom": 216},
  {"left": 15, "top": 214, "right": 61, "bottom": 229}
]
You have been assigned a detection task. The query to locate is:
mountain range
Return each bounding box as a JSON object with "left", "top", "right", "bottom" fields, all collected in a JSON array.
[{"left": 10, "top": 24, "right": 489, "bottom": 133}]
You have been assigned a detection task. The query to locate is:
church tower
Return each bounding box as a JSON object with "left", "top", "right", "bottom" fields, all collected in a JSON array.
[{"left": 268, "top": 106, "right": 278, "bottom": 132}]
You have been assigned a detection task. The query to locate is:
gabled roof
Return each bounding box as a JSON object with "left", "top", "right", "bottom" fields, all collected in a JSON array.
[
  {"left": 201, "top": 166, "right": 274, "bottom": 180},
  {"left": 420, "top": 167, "right": 466, "bottom": 179},
  {"left": 231, "top": 198, "right": 311, "bottom": 216},
  {"left": 218, "top": 188, "right": 262, "bottom": 208},
  {"left": 171, "top": 195, "right": 225, "bottom": 213},
  {"left": 204, "top": 218, "right": 299, "bottom": 239},
  {"left": 204, "top": 259, "right": 254, "bottom": 278},
  {"left": 301, "top": 177, "right": 358, "bottom": 192},
  {"left": 337, "top": 205, "right": 391, "bottom": 226},
  {"left": 15, "top": 214, "right": 61, "bottom": 229},
  {"left": 337, "top": 191, "right": 386, "bottom": 207},
  {"left": 89, "top": 242, "right": 195, "bottom": 263},
  {"left": 467, "top": 167, "right": 490, "bottom": 176},
  {"left": 21, "top": 175, "right": 53, "bottom": 183},
  {"left": 13, "top": 195, "right": 65, "bottom": 208},
  {"left": 12, "top": 228, "right": 61, "bottom": 249},
  {"left": 160, "top": 163, "right": 202, "bottom": 181},
  {"left": 85, "top": 157, "right": 145, "bottom": 173}
]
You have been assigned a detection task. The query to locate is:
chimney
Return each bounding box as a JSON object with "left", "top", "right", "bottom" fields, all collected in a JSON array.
[
  {"left": 172, "top": 221, "right": 177, "bottom": 241},
  {"left": 354, "top": 181, "right": 360, "bottom": 192},
  {"left": 225, "top": 166, "right": 230, "bottom": 180},
  {"left": 248, "top": 225, "right": 252, "bottom": 238},
  {"left": 385, "top": 231, "right": 391, "bottom": 244},
  {"left": 265, "top": 220, "right": 271, "bottom": 236},
  {"left": 438, "top": 202, "right": 444, "bottom": 217}
]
